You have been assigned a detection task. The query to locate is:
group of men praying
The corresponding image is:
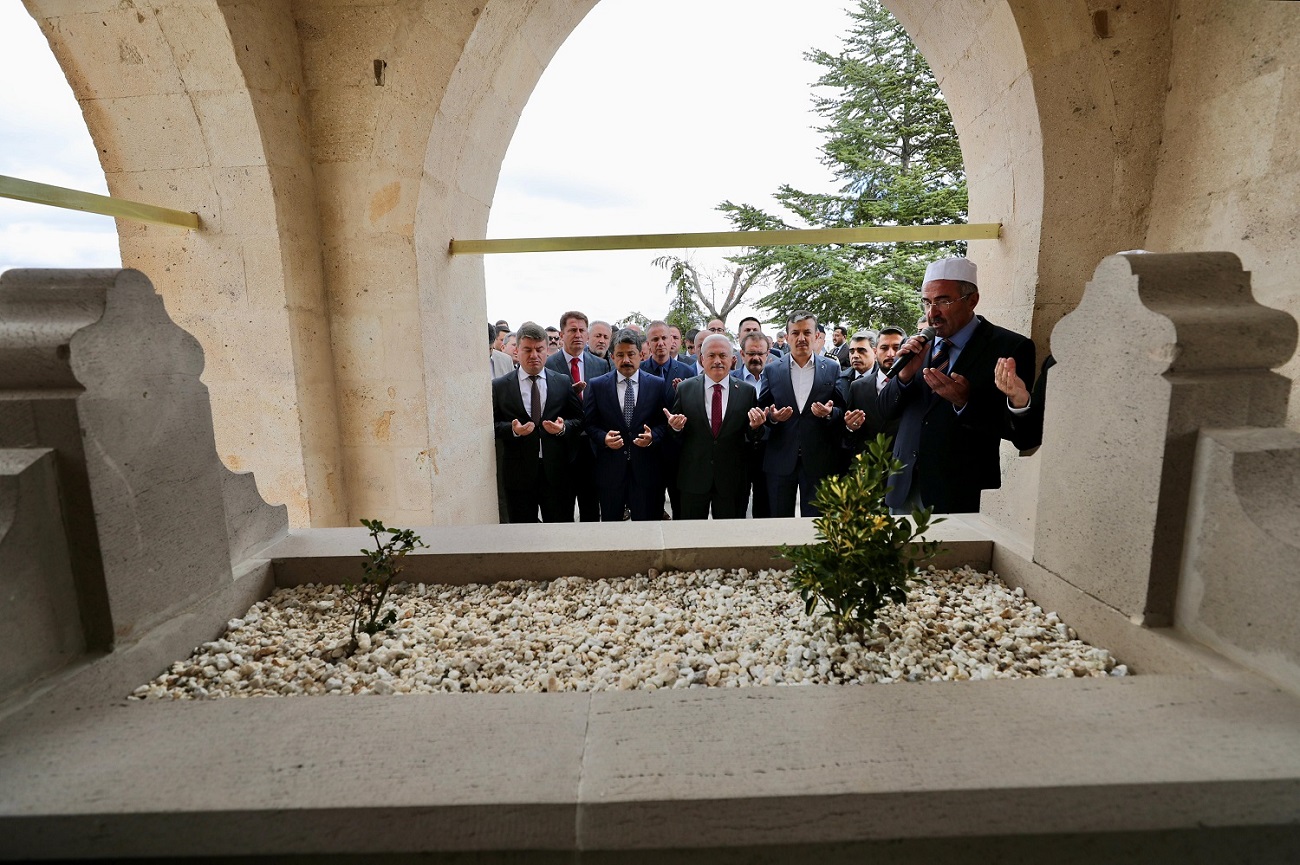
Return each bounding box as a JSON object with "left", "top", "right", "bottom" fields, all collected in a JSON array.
[{"left": 489, "top": 257, "right": 1039, "bottom": 523}]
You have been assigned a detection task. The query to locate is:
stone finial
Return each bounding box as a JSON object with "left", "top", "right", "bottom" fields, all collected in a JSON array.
[
  {"left": 1034, "top": 252, "right": 1297, "bottom": 626},
  {"left": 0, "top": 268, "right": 286, "bottom": 652}
]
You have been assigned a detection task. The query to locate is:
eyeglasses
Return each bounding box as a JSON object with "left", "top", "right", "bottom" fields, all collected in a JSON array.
[{"left": 921, "top": 296, "right": 970, "bottom": 310}]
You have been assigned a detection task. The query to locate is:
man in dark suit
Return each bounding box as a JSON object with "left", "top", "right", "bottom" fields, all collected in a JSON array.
[
  {"left": 665, "top": 335, "right": 767, "bottom": 519},
  {"left": 492, "top": 321, "right": 583, "bottom": 523},
  {"left": 880, "top": 258, "right": 1036, "bottom": 514},
  {"left": 844, "top": 326, "right": 905, "bottom": 459},
  {"left": 828, "top": 325, "right": 852, "bottom": 368},
  {"left": 757, "top": 312, "right": 845, "bottom": 517},
  {"left": 641, "top": 320, "right": 696, "bottom": 518},
  {"left": 998, "top": 354, "right": 1056, "bottom": 452},
  {"left": 732, "top": 332, "right": 773, "bottom": 518},
  {"left": 545, "top": 310, "right": 610, "bottom": 521},
  {"left": 585, "top": 328, "right": 673, "bottom": 521}
]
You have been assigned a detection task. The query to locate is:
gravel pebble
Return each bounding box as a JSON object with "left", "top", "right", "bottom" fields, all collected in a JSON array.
[{"left": 131, "top": 566, "right": 1126, "bottom": 700}]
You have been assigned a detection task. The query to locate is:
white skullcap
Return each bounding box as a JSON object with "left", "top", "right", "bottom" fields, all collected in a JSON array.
[{"left": 923, "top": 257, "right": 977, "bottom": 287}]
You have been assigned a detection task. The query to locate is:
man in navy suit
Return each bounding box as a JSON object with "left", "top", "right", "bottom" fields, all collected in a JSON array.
[
  {"left": 880, "top": 258, "right": 1035, "bottom": 514},
  {"left": 492, "top": 322, "right": 583, "bottom": 523},
  {"left": 545, "top": 310, "right": 610, "bottom": 521},
  {"left": 732, "top": 332, "right": 773, "bottom": 517},
  {"left": 641, "top": 320, "right": 696, "bottom": 518},
  {"left": 585, "top": 328, "right": 673, "bottom": 521},
  {"left": 757, "top": 312, "right": 844, "bottom": 517},
  {"left": 843, "top": 326, "right": 904, "bottom": 459},
  {"left": 666, "top": 335, "right": 767, "bottom": 519}
]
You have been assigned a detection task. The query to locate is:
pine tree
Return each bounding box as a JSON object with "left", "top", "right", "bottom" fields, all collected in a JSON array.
[{"left": 720, "top": 0, "right": 966, "bottom": 330}]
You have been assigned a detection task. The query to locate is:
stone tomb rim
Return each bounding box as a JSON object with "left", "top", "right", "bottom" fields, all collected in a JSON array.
[{"left": 5, "top": 518, "right": 1296, "bottom": 859}]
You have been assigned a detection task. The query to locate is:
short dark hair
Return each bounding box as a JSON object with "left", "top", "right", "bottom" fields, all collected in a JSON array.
[
  {"left": 517, "top": 321, "right": 548, "bottom": 343},
  {"left": 558, "top": 310, "right": 588, "bottom": 331},
  {"left": 611, "top": 328, "right": 644, "bottom": 350},
  {"left": 740, "top": 332, "right": 772, "bottom": 353},
  {"left": 850, "top": 329, "right": 875, "bottom": 345},
  {"left": 738, "top": 316, "right": 761, "bottom": 330},
  {"left": 685, "top": 328, "right": 700, "bottom": 343},
  {"left": 487, "top": 323, "right": 498, "bottom": 346},
  {"left": 833, "top": 325, "right": 848, "bottom": 337},
  {"left": 878, "top": 325, "right": 907, "bottom": 338},
  {"left": 787, "top": 311, "right": 817, "bottom": 330}
]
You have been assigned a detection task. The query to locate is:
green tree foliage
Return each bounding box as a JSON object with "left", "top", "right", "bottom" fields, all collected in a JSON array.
[{"left": 720, "top": 0, "right": 966, "bottom": 331}]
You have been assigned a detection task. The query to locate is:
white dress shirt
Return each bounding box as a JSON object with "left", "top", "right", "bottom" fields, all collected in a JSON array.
[
  {"left": 617, "top": 371, "right": 640, "bottom": 413},
  {"left": 561, "top": 349, "right": 585, "bottom": 382},
  {"left": 516, "top": 366, "right": 547, "bottom": 413},
  {"left": 703, "top": 377, "right": 730, "bottom": 427},
  {"left": 790, "top": 355, "right": 817, "bottom": 412}
]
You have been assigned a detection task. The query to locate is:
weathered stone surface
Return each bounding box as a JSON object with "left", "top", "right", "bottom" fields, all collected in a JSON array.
[
  {"left": 1177, "top": 427, "right": 1300, "bottom": 692},
  {"left": 0, "top": 268, "right": 286, "bottom": 653},
  {"left": 0, "top": 449, "right": 83, "bottom": 696},
  {"left": 1035, "top": 252, "right": 1296, "bottom": 625}
]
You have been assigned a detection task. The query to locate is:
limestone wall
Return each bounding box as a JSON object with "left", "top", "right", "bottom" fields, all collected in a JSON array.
[
  {"left": 24, "top": 0, "right": 346, "bottom": 526},
  {"left": 1146, "top": 0, "right": 1300, "bottom": 431}
]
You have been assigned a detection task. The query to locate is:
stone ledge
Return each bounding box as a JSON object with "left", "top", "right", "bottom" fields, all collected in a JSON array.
[
  {"left": 1, "top": 675, "right": 1297, "bottom": 859},
  {"left": 266, "top": 517, "right": 994, "bottom": 587}
]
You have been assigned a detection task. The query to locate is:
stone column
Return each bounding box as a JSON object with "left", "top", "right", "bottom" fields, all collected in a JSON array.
[{"left": 1034, "top": 252, "right": 1296, "bottom": 625}]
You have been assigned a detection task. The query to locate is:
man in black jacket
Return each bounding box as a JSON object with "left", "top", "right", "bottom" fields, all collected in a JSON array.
[
  {"left": 666, "top": 335, "right": 766, "bottom": 519},
  {"left": 492, "top": 322, "right": 583, "bottom": 522},
  {"left": 879, "top": 259, "right": 1035, "bottom": 514}
]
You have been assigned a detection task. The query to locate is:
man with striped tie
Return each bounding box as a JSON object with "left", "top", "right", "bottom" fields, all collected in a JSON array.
[{"left": 879, "top": 257, "right": 1036, "bottom": 514}]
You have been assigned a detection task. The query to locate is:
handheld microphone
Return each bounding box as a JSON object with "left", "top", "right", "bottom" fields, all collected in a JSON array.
[{"left": 883, "top": 326, "right": 937, "bottom": 379}]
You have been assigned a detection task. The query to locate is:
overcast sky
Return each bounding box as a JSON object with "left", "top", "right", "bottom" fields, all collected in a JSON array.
[{"left": 0, "top": 0, "right": 852, "bottom": 328}]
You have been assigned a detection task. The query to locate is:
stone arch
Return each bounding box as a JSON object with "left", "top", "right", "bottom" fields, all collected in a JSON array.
[
  {"left": 29, "top": 0, "right": 1278, "bottom": 529},
  {"left": 23, "top": 0, "right": 345, "bottom": 527}
]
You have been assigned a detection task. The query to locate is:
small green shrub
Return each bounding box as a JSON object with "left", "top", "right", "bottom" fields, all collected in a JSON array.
[
  {"left": 782, "top": 434, "right": 942, "bottom": 637},
  {"left": 344, "top": 518, "right": 427, "bottom": 652}
]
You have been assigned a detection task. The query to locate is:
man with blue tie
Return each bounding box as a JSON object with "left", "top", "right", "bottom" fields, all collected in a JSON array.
[
  {"left": 757, "top": 312, "right": 844, "bottom": 517},
  {"left": 879, "top": 257, "right": 1035, "bottom": 514},
  {"left": 585, "top": 329, "right": 673, "bottom": 521},
  {"left": 545, "top": 310, "right": 610, "bottom": 521},
  {"left": 641, "top": 320, "right": 696, "bottom": 518}
]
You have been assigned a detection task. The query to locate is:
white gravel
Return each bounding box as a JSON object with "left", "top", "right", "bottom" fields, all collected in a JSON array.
[{"left": 132, "top": 566, "right": 1126, "bottom": 700}]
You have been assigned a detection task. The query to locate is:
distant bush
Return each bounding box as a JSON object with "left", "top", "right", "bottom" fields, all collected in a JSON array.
[{"left": 782, "top": 434, "right": 941, "bottom": 637}]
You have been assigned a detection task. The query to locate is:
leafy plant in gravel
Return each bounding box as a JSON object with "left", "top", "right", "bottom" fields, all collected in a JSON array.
[
  {"left": 344, "top": 519, "right": 427, "bottom": 653},
  {"left": 782, "top": 434, "right": 942, "bottom": 637}
]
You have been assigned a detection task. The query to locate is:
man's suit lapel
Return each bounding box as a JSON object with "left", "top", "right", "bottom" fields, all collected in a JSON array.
[
  {"left": 719, "top": 378, "right": 748, "bottom": 434},
  {"left": 504, "top": 373, "right": 526, "bottom": 418},
  {"left": 542, "top": 369, "right": 565, "bottom": 418}
]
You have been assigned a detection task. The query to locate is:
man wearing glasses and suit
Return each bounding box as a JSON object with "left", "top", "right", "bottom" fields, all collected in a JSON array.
[{"left": 879, "top": 257, "right": 1035, "bottom": 514}]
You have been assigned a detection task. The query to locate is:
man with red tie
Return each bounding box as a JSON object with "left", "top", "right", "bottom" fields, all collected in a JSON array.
[
  {"left": 666, "top": 335, "right": 767, "bottom": 519},
  {"left": 545, "top": 310, "right": 611, "bottom": 521}
]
